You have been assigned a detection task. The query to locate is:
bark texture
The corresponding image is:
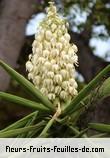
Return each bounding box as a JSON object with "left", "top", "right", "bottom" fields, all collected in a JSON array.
[{"left": 0, "top": 0, "right": 36, "bottom": 90}]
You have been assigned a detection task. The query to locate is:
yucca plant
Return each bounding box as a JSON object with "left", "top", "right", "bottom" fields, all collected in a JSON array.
[{"left": 0, "top": 2, "right": 110, "bottom": 138}]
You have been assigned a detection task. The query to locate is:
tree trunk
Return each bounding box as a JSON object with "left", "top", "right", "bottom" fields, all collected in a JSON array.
[
  {"left": 70, "top": 31, "right": 109, "bottom": 82},
  {"left": 0, "top": 0, "right": 36, "bottom": 91}
]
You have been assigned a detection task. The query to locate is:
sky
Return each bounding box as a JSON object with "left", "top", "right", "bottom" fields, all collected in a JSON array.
[{"left": 26, "top": 12, "right": 110, "bottom": 62}]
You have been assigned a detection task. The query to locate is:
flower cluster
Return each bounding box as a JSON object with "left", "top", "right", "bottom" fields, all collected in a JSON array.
[{"left": 26, "top": 2, "right": 78, "bottom": 106}]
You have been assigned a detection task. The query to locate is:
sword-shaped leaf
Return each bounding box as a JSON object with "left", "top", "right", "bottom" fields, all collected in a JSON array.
[
  {"left": 0, "top": 60, "right": 54, "bottom": 111},
  {"left": 0, "top": 92, "right": 50, "bottom": 112}
]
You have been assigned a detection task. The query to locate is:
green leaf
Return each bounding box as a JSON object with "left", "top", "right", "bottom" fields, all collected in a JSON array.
[
  {"left": 0, "top": 122, "right": 45, "bottom": 138},
  {"left": 0, "top": 60, "right": 54, "bottom": 111},
  {"left": 0, "top": 92, "right": 50, "bottom": 112},
  {"left": 0, "top": 111, "right": 38, "bottom": 132},
  {"left": 99, "top": 77, "right": 110, "bottom": 99},
  {"left": 17, "top": 111, "right": 38, "bottom": 138},
  {"left": 63, "top": 65, "right": 110, "bottom": 115},
  {"left": 39, "top": 116, "right": 56, "bottom": 138},
  {"left": 90, "top": 133, "right": 109, "bottom": 138},
  {"left": 67, "top": 77, "right": 110, "bottom": 115},
  {"left": 24, "top": 111, "right": 39, "bottom": 137},
  {"left": 89, "top": 123, "right": 110, "bottom": 133},
  {"left": 68, "top": 126, "right": 87, "bottom": 138},
  {"left": 74, "top": 128, "right": 88, "bottom": 138}
]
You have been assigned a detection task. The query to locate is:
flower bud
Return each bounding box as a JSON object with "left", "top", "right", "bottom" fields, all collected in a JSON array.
[
  {"left": 60, "top": 69, "right": 69, "bottom": 80},
  {"left": 33, "top": 76, "right": 41, "bottom": 85},
  {"left": 56, "top": 42, "right": 62, "bottom": 51},
  {"left": 47, "top": 71, "right": 54, "bottom": 79},
  {"left": 60, "top": 91, "right": 68, "bottom": 100},
  {"left": 44, "top": 40, "right": 51, "bottom": 50},
  {"left": 72, "top": 44, "right": 78, "bottom": 52},
  {"left": 43, "top": 50, "right": 50, "bottom": 58},
  {"left": 51, "top": 38, "right": 56, "bottom": 47},
  {"left": 28, "top": 73, "right": 33, "bottom": 80},
  {"left": 40, "top": 87, "right": 48, "bottom": 96},
  {"left": 51, "top": 59, "right": 56, "bottom": 64},
  {"left": 43, "top": 79, "right": 53, "bottom": 89},
  {"left": 55, "top": 86, "right": 61, "bottom": 95},
  {"left": 44, "top": 61, "right": 52, "bottom": 70},
  {"left": 51, "top": 49, "right": 59, "bottom": 58},
  {"left": 28, "top": 54, "right": 32, "bottom": 60},
  {"left": 26, "top": 61, "right": 33, "bottom": 72},
  {"left": 45, "top": 30, "right": 52, "bottom": 41},
  {"left": 69, "top": 86, "right": 78, "bottom": 95},
  {"left": 64, "top": 33, "right": 70, "bottom": 42},
  {"left": 54, "top": 74, "right": 62, "bottom": 84},
  {"left": 51, "top": 23, "right": 57, "bottom": 32},
  {"left": 48, "top": 93, "right": 55, "bottom": 101},
  {"left": 62, "top": 81, "right": 69, "bottom": 90},
  {"left": 52, "top": 64, "right": 59, "bottom": 72},
  {"left": 37, "top": 57, "right": 45, "bottom": 65}
]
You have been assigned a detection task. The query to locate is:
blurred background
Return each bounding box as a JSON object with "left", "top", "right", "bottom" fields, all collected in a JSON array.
[{"left": 0, "top": 0, "right": 110, "bottom": 129}]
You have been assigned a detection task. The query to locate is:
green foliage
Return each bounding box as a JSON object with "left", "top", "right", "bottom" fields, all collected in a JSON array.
[
  {"left": 0, "top": 60, "right": 110, "bottom": 138},
  {"left": 0, "top": 92, "right": 50, "bottom": 112},
  {"left": 0, "top": 60, "right": 54, "bottom": 111},
  {"left": 62, "top": 65, "right": 110, "bottom": 115},
  {"left": 89, "top": 123, "right": 110, "bottom": 133}
]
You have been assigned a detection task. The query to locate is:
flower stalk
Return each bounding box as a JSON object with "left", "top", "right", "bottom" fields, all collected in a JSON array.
[{"left": 39, "top": 103, "right": 61, "bottom": 137}]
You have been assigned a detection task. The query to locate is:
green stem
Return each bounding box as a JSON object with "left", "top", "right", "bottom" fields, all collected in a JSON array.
[
  {"left": 63, "top": 65, "right": 110, "bottom": 115},
  {"left": 39, "top": 116, "right": 55, "bottom": 137}
]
